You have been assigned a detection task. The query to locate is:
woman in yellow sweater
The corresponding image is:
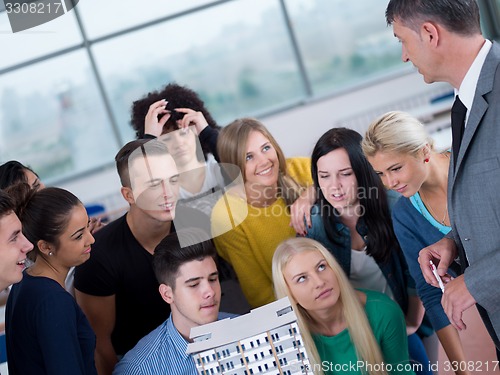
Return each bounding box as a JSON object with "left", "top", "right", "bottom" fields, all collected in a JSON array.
[{"left": 211, "top": 118, "right": 313, "bottom": 308}]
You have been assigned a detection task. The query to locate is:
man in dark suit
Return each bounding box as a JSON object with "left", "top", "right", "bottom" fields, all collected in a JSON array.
[{"left": 386, "top": 0, "right": 500, "bottom": 350}]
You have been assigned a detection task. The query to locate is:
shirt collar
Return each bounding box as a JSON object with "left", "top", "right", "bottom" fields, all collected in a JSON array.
[
  {"left": 166, "top": 314, "right": 191, "bottom": 359},
  {"left": 457, "top": 39, "right": 492, "bottom": 113}
]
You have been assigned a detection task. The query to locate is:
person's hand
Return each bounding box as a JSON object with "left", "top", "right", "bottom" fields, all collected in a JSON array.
[
  {"left": 175, "top": 108, "right": 209, "bottom": 135},
  {"left": 442, "top": 275, "right": 476, "bottom": 331},
  {"left": 419, "top": 237, "right": 457, "bottom": 287},
  {"left": 89, "top": 217, "right": 105, "bottom": 234},
  {"left": 290, "top": 186, "right": 316, "bottom": 236},
  {"left": 144, "top": 99, "right": 171, "bottom": 137}
]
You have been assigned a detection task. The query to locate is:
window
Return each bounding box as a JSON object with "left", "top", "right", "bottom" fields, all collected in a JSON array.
[
  {"left": 0, "top": 10, "right": 81, "bottom": 70},
  {"left": 285, "top": 0, "right": 404, "bottom": 95},
  {"left": 77, "top": 0, "right": 215, "bottom": 39},
  {"left": 0, "top": 50, "right": 118, "bottom": 181},
  {"left": 1, "top": 0, "right": 499, "bottom": 185},
  {"left": 92, "top": 0, "right": 305, "bottom": 142}
]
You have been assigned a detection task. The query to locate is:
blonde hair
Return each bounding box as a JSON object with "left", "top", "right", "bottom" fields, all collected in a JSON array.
[
  {"left": 217, "top": 118, "right": 304, "bottom": 206},
  {"left": 272, "top": 237, "right": 387, "bottom": 375},
  {"left": 362, "top": 111, "right": 434, "bottom": 158}
]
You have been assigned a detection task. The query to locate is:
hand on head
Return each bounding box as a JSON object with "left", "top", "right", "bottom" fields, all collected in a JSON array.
[
  {"left": 145, "top": 99, "right": 171, "bottom": 137},
  {"left": 174, "top": 108, "right": 209, "bottom": 135}
]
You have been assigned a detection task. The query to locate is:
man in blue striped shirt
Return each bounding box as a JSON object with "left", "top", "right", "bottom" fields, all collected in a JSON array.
[{"left": 113, "top": 230, "right": 233, "bottom": 375}]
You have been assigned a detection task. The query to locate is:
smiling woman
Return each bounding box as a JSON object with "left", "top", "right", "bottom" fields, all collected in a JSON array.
[
  {"left": 4, "top": 183, "right": 97, "bottom": 375},
  {"left": 211, "top": 118, "right": 313, "bottom": 309}
]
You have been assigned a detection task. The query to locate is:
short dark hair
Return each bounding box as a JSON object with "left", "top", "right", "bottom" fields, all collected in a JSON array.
[
  {"left": 0, "top": 160, "right": 38, "bottom": 190},
  {"left": 115, "top": 138, "right": 170, "bottom": 188},
  {"left": 6, "top": 183, "right": 81, "bottom": 260},
  {"left": 130, "top": 83, "right": 220, "bottom": 158},
  {"left": 153, "top": 229, "right": 217, "bottom": 289},
  {"left": 386, "top": 0, "right": 481, "bottom": 36},
  {"left": 0, "top": 190, "right": 14, "bottom": 221}
]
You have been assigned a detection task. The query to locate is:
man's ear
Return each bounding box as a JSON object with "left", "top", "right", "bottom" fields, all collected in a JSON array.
[
  {"left": 421, "top": 21, "right": 439, "bottom": 46},
  {"left": 121, "top": 186, "right": 135, "bottom": 205},
  {"left": 159, "top": 283, "right": 174, "bottom": 304}
]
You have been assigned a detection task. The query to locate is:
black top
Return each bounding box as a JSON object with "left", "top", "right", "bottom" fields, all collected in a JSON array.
[
  {"left": 74, "top": 214, "right": 172, "bottom": 355},
  {"left": 6, "top": 273, "right": 97, "bottom": 375}
]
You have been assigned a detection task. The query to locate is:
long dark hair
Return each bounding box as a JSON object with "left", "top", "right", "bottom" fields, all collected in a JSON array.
[{"left": 311, "top": 127, "right": 398, "bottom": 263}]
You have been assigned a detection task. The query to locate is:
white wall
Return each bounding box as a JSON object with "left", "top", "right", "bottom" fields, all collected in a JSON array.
[
  {"left": 264, "top": 71, "right": 452, "bottom": 158},
  {"left": 59, "top": 70, "right": 452, "bottom": 211}
]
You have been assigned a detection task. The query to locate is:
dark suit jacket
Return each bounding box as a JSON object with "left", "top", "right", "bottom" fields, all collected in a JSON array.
[{"left": 448, "top": 41, "right": 500, "bottom": 344}]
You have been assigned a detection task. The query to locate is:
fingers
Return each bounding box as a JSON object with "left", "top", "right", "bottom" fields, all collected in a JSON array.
[
  {"left": 145, "top": 99, "right": 170, "bottom": 137},
  {"left": 147, "top": 99, "right": 169, "bottom": 118},
  {"left": 289, "top": 202, "right": 304, "bottom": 235},
  {"left": 175, "top": 108, "right": 208, "bottom": 134},
  {"left": 441, "top": 276, "right": 474, "bottom": 331},
  {"left": 304, "top": 210, "right": 312, "bottom": 231},
  {"left": 436, "top": 241, "right": 456, "bottom": 277},
  {"left": 89, "top": 217, "right": 105, "bottom": 234},
  {"left": 289, "top": 214, "right": 306, "bottom": 236},
  {"left": 289, "top": 203, "right": 311, "bottom": 236},
  {"left": 418, "top": 248, "right": 437, "bottom": 286},
  {"left": 443, "top": 294, "right": 467, "bottom": 331}
]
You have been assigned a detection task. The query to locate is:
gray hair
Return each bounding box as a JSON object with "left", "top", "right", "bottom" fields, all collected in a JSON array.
[{"left": 386, "top": 0, "right": 481, "bottom": 36}]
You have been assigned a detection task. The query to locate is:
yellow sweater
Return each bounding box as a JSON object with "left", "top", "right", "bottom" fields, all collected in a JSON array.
[{"left": 211, "top": 157, "right": 312, "bottom": 308}]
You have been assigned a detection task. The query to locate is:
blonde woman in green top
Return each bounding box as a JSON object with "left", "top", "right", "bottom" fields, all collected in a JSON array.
[{"left": 273, "top": 237, "right": 415, "bottom": 375}]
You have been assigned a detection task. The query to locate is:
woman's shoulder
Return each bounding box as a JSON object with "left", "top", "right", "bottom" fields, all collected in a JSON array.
[
  {"left": 211, "top": 189, "right": 248, "bottom": 224},
  {"left": 12, "top": 274, "right": 75, "bottom": 308},
  {"left": 361, "top": 289, "right": 401, "bottom": 313},
  {"left": 391, "top": 195, "right": 417, "bottom": 220},
  {"left": 386, "top": 189, "right": 402, "bottom": 210},
  {"left": 285, "top": 157, "right": 312, "bottom": 184}
]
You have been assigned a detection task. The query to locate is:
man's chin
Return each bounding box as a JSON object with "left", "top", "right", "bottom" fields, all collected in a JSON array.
[{"left": 142, "top": 208, "right": 176, "bottom": 221}]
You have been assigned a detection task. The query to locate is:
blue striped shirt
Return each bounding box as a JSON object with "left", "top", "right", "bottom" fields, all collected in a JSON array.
[{"left": 113, "top": 313, "right": 233, "bottom": 375}]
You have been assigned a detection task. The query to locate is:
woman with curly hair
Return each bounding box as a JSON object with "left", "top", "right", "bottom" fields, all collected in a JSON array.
[{"left": 130, "top": 82, "right": 220, "bottom": 159}]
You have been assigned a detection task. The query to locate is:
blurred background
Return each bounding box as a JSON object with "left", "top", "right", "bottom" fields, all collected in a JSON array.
[{"left": 0, "top": 0, "right": 499, "bottom": 211}]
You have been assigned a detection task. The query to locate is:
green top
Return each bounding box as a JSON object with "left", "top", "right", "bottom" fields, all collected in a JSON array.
[{"left": 313, "top": 289, "right": 415, "bottom": 375}]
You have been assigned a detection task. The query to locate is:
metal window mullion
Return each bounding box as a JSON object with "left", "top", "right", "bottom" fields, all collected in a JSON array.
[
  {"left": 70, "top": 0, "right": 123, "bottom": 148},
  {"left": 278, "top": 0, "right": 313, "bottom": 98}
]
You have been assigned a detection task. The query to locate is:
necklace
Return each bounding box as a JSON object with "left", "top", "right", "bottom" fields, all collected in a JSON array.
[{"left": 419, "top": 190, "right": 448, "bottom": 225}]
